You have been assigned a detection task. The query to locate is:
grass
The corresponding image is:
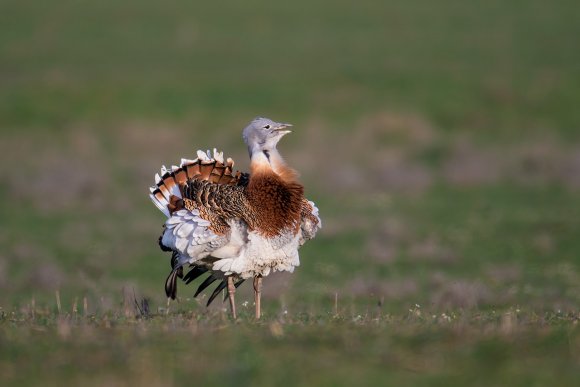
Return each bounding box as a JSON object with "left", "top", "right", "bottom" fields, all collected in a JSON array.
[
  {"left": 2, "top": 0, "right": 580, "bottom": 385},
  {"left": 1, "top": 306, "right": 579, "bottom": 386},
  {"left": 2, "top": 1, "right": 580, "bottom": 136}
]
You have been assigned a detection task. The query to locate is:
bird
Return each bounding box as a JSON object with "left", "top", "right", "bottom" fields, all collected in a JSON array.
[{"left": 149, "top": 117, "right": 321, "bottom": 319}]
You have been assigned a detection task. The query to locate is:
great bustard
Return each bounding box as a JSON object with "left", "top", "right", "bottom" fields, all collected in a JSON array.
[{"left": 149, "top": 117, "right": 321, "bottom": 318}]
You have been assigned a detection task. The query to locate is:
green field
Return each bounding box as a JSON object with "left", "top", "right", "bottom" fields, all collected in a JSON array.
[{"left": 1, "top": 1, "right": 580, "bottom": 385}]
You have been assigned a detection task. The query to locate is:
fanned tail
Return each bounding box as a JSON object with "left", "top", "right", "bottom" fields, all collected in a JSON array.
[{"left": 149, "top": 148, "right": 246, "bottom": 218}]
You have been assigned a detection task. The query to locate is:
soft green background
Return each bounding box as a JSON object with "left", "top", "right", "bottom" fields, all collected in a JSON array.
[{"left": 1, "top": 1, "right": 580, "bottom": 385}]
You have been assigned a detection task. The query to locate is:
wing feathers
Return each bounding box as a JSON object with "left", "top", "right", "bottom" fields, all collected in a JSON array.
[
  {"left": 165, "top": 267, "right": 180, "bottom": 299},
  {"left": 206, "top": 280, "right": 227, "bottom": 306},
  {"left": 194, "top": 274, "right": 218, "bottom": 297},
  {"left": 183, "top": 266, "right": 208, "bottom": 284},
  {"left": 199, "top": 162, "right": 214, "bottom": 180},
  {"left": 185, "top": 163, "right": 201, "bottom": 179},
  {"left": 150, "top": 193, "right": 170, "bottom": 217},
  {"left": 149, "top": 150, "right": 246, "bottom": 217}
]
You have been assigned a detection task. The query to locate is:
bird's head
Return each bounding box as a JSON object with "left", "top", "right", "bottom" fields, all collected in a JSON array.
[{"left": 242, "top": 117, "right": 292, "bottom": 157}]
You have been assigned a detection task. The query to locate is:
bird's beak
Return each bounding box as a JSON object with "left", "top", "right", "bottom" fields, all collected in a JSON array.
[{"left": 273, "top": 123, "right": 293, "bottom": 135}]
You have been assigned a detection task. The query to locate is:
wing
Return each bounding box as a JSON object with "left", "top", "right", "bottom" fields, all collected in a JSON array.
[
  {"left": 300, "top": 199, "right": 321, "bottom": 244},
  {"left": 161, "top": 209, "right": 228, "bottom": 259},
  {"left": 149, "top": 149, "right": 249, "bottom": 219},
  {"left": 150, "top": 148, "right": 250, "bottom": 241},
  {"left": 151, "top": 149, "right": 249, "bottom": 261}
]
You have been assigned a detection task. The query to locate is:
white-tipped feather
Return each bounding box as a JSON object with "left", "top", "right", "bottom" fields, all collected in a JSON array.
[
  {"left": 308, "top": 200, "right": 320, "bottom": 218},
  {"left": 176, "top": 222, "right": 194, "bottom": 238},
  {"left": 181, "top": 158, "right": 197, "bottom": 166},
  {"left": 196, "top": 219, "right": 211, "bottom": 227},
  {"left": 197, "top": 150, "right": 210, "bottom": 161},
  {"left": 175, "top": 236, "right": 188, "bottom": 251},
  {"left": 157, "top": 186, "right": 171, "bottom": 201},
  {"left": 183, "top": 209, "right": 200, "bottom": 221},
  {"left": 149, "top": 194, "right": 170, "bottom": 218},
  {"left": 213, "top": 148, "right": 224, "bottom": 164},
  {"left": 167, "top": 216, "right": 184, "bottom": 225},
  {"left": 155, "top": 173, "right": 162, "bottom": 184}
]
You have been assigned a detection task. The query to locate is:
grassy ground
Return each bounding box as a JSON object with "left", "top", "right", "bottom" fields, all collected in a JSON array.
[
  {"left": 1, "top": 0, "right": 580, "bottom": 385},
  {"left": 1, "top": 308, "right": 579, "bottom": 386}
]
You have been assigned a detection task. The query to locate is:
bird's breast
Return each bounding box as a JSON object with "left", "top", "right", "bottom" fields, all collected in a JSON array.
[{"left": 245, "top": 171, "right": 304, "bottom": 237}]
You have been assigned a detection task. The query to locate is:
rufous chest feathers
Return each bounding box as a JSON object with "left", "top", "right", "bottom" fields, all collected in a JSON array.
[{"left": 245, "top": 169, "right": 304, "bottom": 237}]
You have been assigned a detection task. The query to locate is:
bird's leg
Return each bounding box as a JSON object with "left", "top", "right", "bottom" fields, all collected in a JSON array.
[
  {"left": 227, "top": 276, "right": 237, "bottom": 319},
  {"left": 253, "top": 275, "right": 263, "bottom": 319}
]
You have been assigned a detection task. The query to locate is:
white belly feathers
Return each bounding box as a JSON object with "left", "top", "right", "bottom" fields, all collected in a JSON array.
[
  {"left": 212, "top": 226, "right": 302, "bottom": 279},
  {"left": 162, "top": 212, "right": 303, "bottom": 279}
]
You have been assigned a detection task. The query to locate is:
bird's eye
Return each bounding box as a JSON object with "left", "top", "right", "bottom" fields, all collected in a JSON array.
[{"left": 263, "top": 125, "right": 270, "bottom": 129}]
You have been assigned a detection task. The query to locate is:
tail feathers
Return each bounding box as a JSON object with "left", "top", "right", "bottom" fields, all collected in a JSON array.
[
  {"left": 165, "top": 266, "right": 183, "bottom": 300},
  {"left": 206, "top": 277, "right": 244, "bottom": 307},
  {"left": 166, "top": 262, "right": 247, "bottom": 306},
  {"left": 183, "top": 266, "right": 208, "bottom": 284},
  {"left": 206, "top": 280, "right": 228, "bottom": 306},
  {"left": 194, "top": 274, "right": 218, "bottom": 297},
  {"left": 150, "top": 190, "right": 171, "bottom": 218},
  {"left": 149, "top": 149, "right": 243, "bottom": 217}
]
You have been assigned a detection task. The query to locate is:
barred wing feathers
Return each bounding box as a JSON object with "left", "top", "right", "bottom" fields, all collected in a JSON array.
[{"left": 149, "top": 149, "right": 248, "bottom": 219}]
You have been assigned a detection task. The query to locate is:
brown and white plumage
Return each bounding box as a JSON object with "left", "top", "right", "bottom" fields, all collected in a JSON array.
[{"left": 149, "top": 118, "right": 321, "bottom": 318}]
